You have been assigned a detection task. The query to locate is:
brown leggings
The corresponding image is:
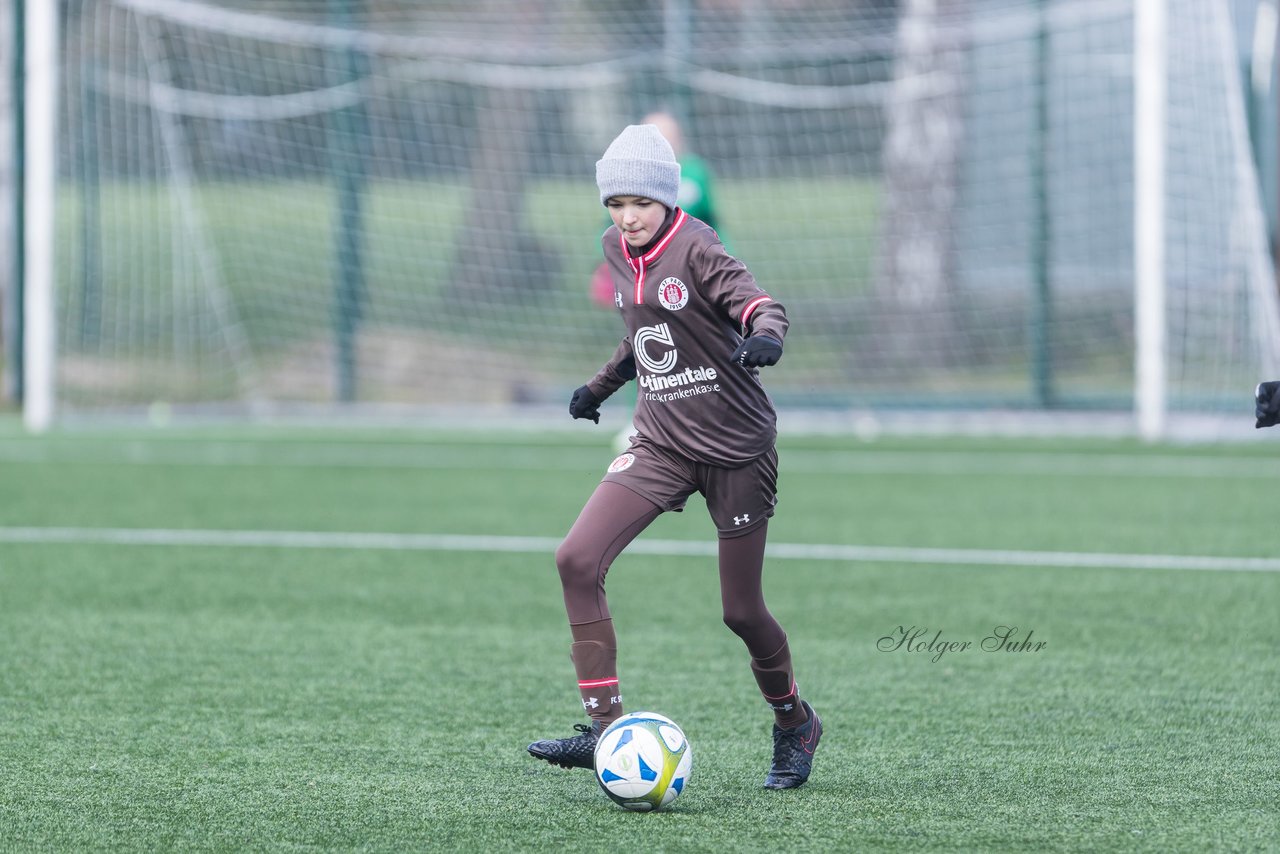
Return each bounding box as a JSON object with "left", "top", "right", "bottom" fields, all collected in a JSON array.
[{"left": 555, "top": 481, "right": 787, "bottom": 658}]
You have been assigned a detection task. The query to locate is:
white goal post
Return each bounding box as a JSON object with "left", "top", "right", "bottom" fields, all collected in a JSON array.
[
  {"left": 22, "top": 0, "right": 57, "bottom": 432},
  {"left": 1133, "top": 0, "right": 1167, "bottom": 441}
]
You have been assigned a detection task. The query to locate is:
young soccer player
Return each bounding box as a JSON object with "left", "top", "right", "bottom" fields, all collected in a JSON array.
[
  {"left": 590, "top": 111, "right": 730, "bottom": 453},
  {"left": 526, "top": 124, "right": 822, "bottom": 789}
]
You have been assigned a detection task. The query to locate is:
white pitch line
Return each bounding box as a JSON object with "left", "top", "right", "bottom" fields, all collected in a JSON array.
[
  {"left": 0, "top": 526, "right": 1277, "bottom": 573},
  {"left": 1, "top": 440, "right": 1279, "bottom": 478}
]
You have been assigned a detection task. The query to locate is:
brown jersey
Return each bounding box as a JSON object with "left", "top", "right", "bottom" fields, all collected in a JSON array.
[{"left": 586, "top": 210, "right": 789, "bottom": 467}]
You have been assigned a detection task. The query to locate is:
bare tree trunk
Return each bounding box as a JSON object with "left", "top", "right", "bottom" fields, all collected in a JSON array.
[
  {"left": 449, "top": 0, "right": 558, "bottom": 303},
  {"left": 871, "top": 0, "right": 969, "bottom": 375}
]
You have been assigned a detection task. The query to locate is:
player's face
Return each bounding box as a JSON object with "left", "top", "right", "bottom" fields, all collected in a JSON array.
[{"left": 607, "top": 196, "right": 667, "bottom": 248}]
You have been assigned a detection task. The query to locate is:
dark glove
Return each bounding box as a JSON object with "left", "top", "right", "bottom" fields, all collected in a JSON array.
[
  {"left": 1256, "top": 381, "right": 1280, "bottom": 428},
  {"left": 731, "top": 335, "right": 783, "bottom": 368},
  {"left": 569, "top": 385, "right": 602, "bottom": 424}
]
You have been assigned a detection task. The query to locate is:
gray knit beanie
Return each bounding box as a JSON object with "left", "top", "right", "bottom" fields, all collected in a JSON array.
[{"left": 596, "top": 124, "right": 681, "bottom": 208}]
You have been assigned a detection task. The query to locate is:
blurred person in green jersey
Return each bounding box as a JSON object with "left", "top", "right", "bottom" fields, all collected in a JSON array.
[{"left": 643, "top": 110, "right": 727, "bottom": 244}]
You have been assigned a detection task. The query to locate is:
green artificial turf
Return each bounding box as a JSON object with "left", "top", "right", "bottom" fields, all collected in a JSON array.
[{"left": 1, "top": 427, "right": 1276, "bottom": 851}]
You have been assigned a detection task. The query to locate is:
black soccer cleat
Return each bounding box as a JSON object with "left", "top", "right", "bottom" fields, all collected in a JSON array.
[
  {"left": 764, "top": 700, "right": 822, "bottom": 789},
  {"left": 527, "top": 721, "right": 605, "bottom": 770}
]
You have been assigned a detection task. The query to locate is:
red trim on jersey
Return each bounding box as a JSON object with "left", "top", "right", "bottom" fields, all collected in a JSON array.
[
  {"left": 621, "top": 209, "right": 688, "bottom": 305},
  {"left": 578, "top": 677, "right": 619, "bottom": 689},
  {"left": 741, "top": 295, "right": 773, "bottom": 330},
  {"left": 621, "top": 232, "right": 646, "bottom": 304},
  {"left": 643, "top": 209, "right": 687, "bottom": 263},
  {"left": 619, "top": 231, "right": 632, "bottom": 269},
  {"left": 634, "top": 257, "right": 647, "bottom": 305}
]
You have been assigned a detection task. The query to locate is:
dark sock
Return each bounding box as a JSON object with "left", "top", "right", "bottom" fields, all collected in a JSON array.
[
  {"left": 751, "top": 638, "right": 808, "bottom": 729},
  {"left": 570, "top": 619, "right": 623, "bottom": 728}
]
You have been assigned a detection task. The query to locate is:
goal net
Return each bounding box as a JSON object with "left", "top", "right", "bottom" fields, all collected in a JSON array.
[{"left": 43, "top": 0, "right": 1280, "bottom": 436}]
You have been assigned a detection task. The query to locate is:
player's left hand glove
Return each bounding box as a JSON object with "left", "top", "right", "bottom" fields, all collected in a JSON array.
[
  {"left": 1256, "top": 380, "right": 1280, "bottom": 428},
  {"left": 731, "top": 335, "right": 783, "bottom": 368},
  {"left": 569, "top": 384, "right": 602, "bottom": 424}
]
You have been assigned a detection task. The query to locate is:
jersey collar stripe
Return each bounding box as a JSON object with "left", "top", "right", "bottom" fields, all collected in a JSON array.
[
  {"left": 643, "top": 208, "right": 688, "bottom": 263},
  {"left": 621, "top": 208, "right": 686, "bottom": 306},
  {"left": 621, "top": 231, "right": 635, "bottom": 271},
  {"left": 741, "top": 295, "right": 773, "bottom": 329},
  {"left": 634, "top": 258, "right": 646, "bottom": 305},
  {"left": 620, "top": 209, "right": 686, "bottom": 271}
]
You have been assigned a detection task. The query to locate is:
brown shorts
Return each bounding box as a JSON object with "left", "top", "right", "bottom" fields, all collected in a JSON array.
[{"left": 600, "top": 437, "right": 778, "bottom": 538}]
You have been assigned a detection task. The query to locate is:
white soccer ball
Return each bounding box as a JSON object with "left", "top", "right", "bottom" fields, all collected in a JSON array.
[{"left": 593, "top": 711, "right": 693, "bottom": 812}]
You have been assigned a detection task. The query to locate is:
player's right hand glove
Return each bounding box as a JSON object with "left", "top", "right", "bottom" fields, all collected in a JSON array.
[
  {"left": 731, "top": 335, "right": 783, "bottom": 368},
  {"left": 1256, "top": 380, "right": 1280, "bottom": 428},
  {"left": 569, "top": 385, "right": 602, "bottom": 424}
]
